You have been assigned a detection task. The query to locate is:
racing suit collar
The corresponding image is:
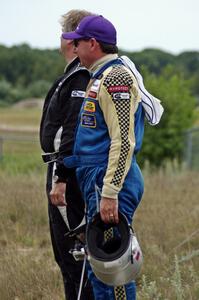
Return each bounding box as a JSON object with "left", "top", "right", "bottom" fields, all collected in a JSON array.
[
  {"left": 89, "top": 54, "right": 118, "bottom": 73},
  {"left": 64, "top": 56, "right": 79, "bottom": 73}
]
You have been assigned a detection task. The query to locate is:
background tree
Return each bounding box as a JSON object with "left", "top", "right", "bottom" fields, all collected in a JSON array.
[
  {"left": 137, "top": 67, "right": 196, "bottom": 167},
  {"left": 0, "top": 44, "right": 198, "bottom": 166}
]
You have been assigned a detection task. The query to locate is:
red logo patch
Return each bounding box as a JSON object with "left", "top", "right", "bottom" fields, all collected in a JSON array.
[
  {"left": 108, "top": 86, "right": 129, "bottom": 93},
  {"left": 88, "top": 91, "right": 97, "bottom": 98}
]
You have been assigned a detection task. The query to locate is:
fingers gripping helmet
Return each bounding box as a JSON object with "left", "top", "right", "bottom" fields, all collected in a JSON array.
[{"left": 86, "top": 212, "right": 143, "bottom": 286}]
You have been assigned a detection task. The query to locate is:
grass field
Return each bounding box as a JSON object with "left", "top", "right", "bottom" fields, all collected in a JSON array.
[
  {"left": 0, "top": 106, "right": 199, "bottom": 299},
  {"left": 0, "top": 106, "right": 42, "bottom": 127}
]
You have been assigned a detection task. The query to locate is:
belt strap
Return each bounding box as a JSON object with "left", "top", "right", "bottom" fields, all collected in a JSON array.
[{"left": 41, "top": 152, "right": 59, "bottom": 163}]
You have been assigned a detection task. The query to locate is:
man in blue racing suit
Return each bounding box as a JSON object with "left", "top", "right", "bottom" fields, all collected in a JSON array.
[{"left": 63, "top": 15, "right": 145, "bottom": 300}]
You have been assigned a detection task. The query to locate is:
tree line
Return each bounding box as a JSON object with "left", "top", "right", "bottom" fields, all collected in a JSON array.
[{"left": 0, "top": 43, "right": 198, "bottom": 166}]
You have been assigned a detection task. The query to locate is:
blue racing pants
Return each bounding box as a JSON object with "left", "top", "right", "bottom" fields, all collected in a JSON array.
[{"left": 76, "top": 160, "right": 144, "bottom": 300}]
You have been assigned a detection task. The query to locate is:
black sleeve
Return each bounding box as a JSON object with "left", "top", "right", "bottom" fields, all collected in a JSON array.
[
  {"left": 39, "top": 75, "right": 65, "bottom": 151},
  {"left": 55, "top": 70, "right": 90, "bottom": 180}
]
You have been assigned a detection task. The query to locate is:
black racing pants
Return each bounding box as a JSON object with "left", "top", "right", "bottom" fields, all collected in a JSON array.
[{"left": 46, "top": 163, "right": 94, "bottom": 300}]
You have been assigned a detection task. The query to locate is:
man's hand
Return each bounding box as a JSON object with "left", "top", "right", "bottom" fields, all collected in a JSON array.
[
  {"left": 50, "top": 182, "right": 67, "bottom": 206},
  {"left": 100, "top": 196, "right": 119, "bottom": 224}
]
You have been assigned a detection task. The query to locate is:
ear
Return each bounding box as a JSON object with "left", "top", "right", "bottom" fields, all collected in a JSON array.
[{"left": 90, "top": 38, "right": 99, "bottom": 51}]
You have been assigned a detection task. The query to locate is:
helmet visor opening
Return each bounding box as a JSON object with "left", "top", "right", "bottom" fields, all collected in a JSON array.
[{"left": 86, "top": 212, "right": 130, "bottom": 261}]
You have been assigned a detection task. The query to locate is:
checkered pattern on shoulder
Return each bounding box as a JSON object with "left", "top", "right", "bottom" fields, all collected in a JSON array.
[
  {"left": 103, "top": 65, "right": 134, "bottom": 187},
  {"left": 114, "top": 285, "right": 127, "bottom": 299}
]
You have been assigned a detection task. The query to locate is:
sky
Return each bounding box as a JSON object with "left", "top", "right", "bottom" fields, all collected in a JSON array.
[{"left": 0, "top": 0, "right": 199, "bottom": 54}]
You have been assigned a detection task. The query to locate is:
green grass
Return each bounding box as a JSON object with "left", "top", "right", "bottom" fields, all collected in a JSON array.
[
  {"left": 0, "top": 139, "right": 45, "bottom": 174},
  {"left": 0, "top": 106, "right": 42, "bottom": 127},
  {"left": 0, "top": 105, "right": 44, "bottom": 173},
  {"left": 0, "top": 173, "right": 64, "bottom": 300},
  {"left": 0, "top": 106, "right": 199, "bottom": 299},
  {"left": 135, "top": 168, "right": 199, "bottom": 299},
  {"left": 0, "top": 106, "right": 65, "bottom": 299},
  {"left": 0, "top": 151, "right": 199, "bottom": 299}
]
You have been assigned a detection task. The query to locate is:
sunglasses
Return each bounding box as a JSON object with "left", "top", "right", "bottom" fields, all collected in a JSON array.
[{"left": 73, "top": 38, "right": 91, "bottom": 47}]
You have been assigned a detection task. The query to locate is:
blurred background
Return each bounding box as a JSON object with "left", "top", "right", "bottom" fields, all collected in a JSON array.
[{"left": 0, "top": 0, "right": 198, "bottom": 299}]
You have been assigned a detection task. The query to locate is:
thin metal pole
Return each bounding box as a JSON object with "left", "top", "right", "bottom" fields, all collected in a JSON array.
[{"left": 77, "top": 254, "right": 87, "bottom": 300}]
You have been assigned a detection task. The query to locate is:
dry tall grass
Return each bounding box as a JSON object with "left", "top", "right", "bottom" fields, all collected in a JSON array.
[
  {"left": 0, "top": 168, "right": 199, "bottom": 299},
  {"left": 0, "top": 171, "right": 64, "bottom": 300},
  {"left": 135, "top": 168, "right": 199, "bottom": 299}
]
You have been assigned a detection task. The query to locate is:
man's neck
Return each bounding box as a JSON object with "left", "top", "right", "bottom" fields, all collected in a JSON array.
[{"left": 89, "top": 54, "right": 118, "bottom": 72}]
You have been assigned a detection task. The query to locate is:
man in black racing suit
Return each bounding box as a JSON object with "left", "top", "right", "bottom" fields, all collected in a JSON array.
[{"left": 39, "top": 10, "right": 94, "bottom": 300}]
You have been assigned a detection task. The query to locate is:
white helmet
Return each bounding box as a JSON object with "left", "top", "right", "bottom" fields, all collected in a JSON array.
[{"left": 86, "top": 212, "right": 143, "bottom": 286}]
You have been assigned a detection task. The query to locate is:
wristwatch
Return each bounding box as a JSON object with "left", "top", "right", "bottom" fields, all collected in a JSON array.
[
  {"left": 53, "top": 175, "right": 67, "bottom": 184},
  {"left": 53, "top": 175, "right": 59, "bottom": 183}
]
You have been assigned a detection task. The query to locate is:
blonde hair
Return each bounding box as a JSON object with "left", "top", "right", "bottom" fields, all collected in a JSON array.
[{"left": 59, "top": 9, "right": 95, "bottom": 33}]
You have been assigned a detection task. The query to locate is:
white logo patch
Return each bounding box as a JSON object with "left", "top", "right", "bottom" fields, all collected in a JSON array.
[
  {"left": 71, "top": 90, "right": 86, "bottom": 98},
  {"left": 90, "top": 79, "right": 101, "bottom": 92},
  {"left": 113, "top": 92, "right": 130, "bottom": 100}
]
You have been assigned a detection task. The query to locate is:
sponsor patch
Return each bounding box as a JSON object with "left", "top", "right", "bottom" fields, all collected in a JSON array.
[
  {"left": 71, "top": 90, "right": 86, "bottom": 98},
  {"left": 112, "top": 92, "right": 130, "bottom": 100},
  {"left": 88, "top": 91, "right": 97, "bottom": 99},
  {"left": 90, "top": 79, "right": 101, "bottom": 92},
  {"left": 81, "top": 113, "right": 96, "bottom": 128},
  {"left": 84, "top": 101, "right": 96, "bottom": 112},
  {"left": 108, "top": 85, "right": 129, "bottom": 93}
]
